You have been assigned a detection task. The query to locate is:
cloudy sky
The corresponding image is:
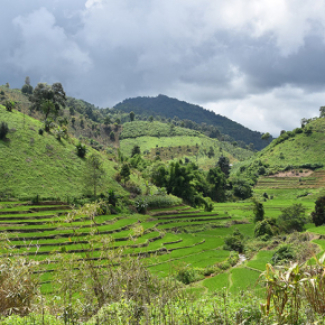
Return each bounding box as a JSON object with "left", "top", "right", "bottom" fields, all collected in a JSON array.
[{"left": 2, "top": 0, "right": 325, "bottom": 136}]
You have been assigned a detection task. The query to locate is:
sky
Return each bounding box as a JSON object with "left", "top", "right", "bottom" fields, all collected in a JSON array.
[{"left": 2, "top": 0, "right": 325, "bottom": 136}]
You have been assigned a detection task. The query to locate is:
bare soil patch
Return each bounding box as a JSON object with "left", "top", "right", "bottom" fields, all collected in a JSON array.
[{"left": 269, "top": 169, "right": 313, "bottom": 178}]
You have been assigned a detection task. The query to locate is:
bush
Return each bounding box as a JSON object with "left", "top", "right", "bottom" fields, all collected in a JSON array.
[
  {"left": 136, "top": 194, "right": 182, "bottom": 208},
  {"left": 254, "top": 218, "right": 278, "bottom": 239},
  {"left": 252, "top": 199, "right": 264, "bottom": 222},
  {"left": 0, "top": 122, "right": 9, "bottom": 140},
  {"left": 76, "top": 142, "right": 87, "bottom": 158},
  {"left": 278, "top": 203, "right": 307, "bottom": 233},
  {"left": 223, "top": 229, "right": 244, "bottom": 253},
  {"left": 312, "top": 196, "right": 325, "bottom": 226},
  {"left": 231, "top": 177, "right": 252, "bottom": 199},
  {"left": 271, "top": 244, "right": 296, "bottom": 264},
  {"left": 38, "top": 128, "right": 44, "bottom": 135},
  {"left": 175, "top": 265, "right": 204, "bottom": 284}
]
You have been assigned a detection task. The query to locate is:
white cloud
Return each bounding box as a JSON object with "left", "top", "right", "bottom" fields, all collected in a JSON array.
[
  {"left": 205, "top": 85, "right": 324, "bottom": 136},
  {"left": 11, "top": 7, "right": 92, "bottom": 81},
  {"left": 1, "top": 0, "right": 325, "bottom": 135}
]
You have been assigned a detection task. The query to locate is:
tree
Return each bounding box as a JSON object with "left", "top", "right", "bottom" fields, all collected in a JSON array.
[
  {"left": 320, "top": 106, "right": 325, "bottom": 118},
  {"left": 21, "top": 76, "right": 33, "bottom": 95},
  {"left": 104, "top": 116, "right": 111, "bottom": 125},
  {"left": 4, "top": 100, "right": 15, "bottom": 112},
  {"left": 131, "top": 145, "right": 141, "bottom": 157},
  {"left": 217, "top": 156, "right": 230, "bottom": 177},
  {"left": 231, "top": 177, "right": 252, "bottom": 199},
  {"left": 76, "top": 142, "right": 87, "bottom": 158},
  {"left": 29, "top": 83, "right": 66, "bottom": 119},
  {"left": 207, "top": 146, "right": 215, "bottom": 158},
  {"left": 80, "top": 119, "right": 85, "bottom": 129},
  {"left": 206, "top": 167, "right": 226, "bottom": 202},
  {"left": 85, "top": 154, "right": 105, "bottom": 197},
  {"left": 25, "top": 76, "right": 31, "bottom": 86},
  {"left": 0, "top": 122, "right": 9, "bottom": 140},
  {"left": 149, "top": 116, "right": 154, "bottom": 122},
  {"left": 312, "top": 196, "right": 325, "bottom": 226},
  {"left": 71, "top": 117, "right": 76, "bottom": 128},
  {"left": 261, "top": 132, "right": 271, "bottom": 141},
  {"left": 278, "top": 203, "right": 307, "bottom": 233},
  {"left": 130, "top": 111, "right": 135, "bottom": 122},
  {"left": 110, "top": 131, "right": 115, "bottom": 141},
  {"left": 252, "top": 199, "right": 264, "bottom": 222},
  {"left": 120, "top": 163, "right": 131, "bottom": 182}
]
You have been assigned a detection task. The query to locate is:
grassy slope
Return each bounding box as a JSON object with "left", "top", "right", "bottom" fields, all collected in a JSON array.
[
  {"left": 120, "top": 121, "right": 204, "bottom": 139},
  {"left": 238, "top": 118, "right": 325, "bottom": 173},
  {"left": 120, "top": 123, "right": 253, "bottom": 169},
  {"left": 0, "top": 106, "right": 126, "bottom": 198}
]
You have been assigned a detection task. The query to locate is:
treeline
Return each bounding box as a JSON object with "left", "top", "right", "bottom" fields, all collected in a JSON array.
[{"left": 114, "top": 94, "right": 273, "bottom": 150}]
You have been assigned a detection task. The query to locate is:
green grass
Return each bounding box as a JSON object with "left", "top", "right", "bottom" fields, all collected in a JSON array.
[
  {"left": 120, "top": 121, "right": 204, "bottom": 139},
  {"left": 0, "top": 106, "right": 127, "bottom": 198},
  {"left": 120, "top": 135, "right": 252, "bottom": 169},
  {"left": 246, "top": 251, "right": 274, "bottom": 271},
  {"left": 230, "top": 268, "right": 261, "bottom": 293},
  {"left": 203, "top": 272, "right": 230, "bottom": 291}
]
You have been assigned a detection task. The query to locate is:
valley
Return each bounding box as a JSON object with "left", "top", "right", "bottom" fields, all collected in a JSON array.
[{"left": 1, "top": 84, "right": 325, "bottom": 324}]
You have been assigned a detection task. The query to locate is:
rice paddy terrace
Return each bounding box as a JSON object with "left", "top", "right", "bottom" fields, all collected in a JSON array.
[
  {"left": 1, "top": 191, "right": 323, "bottom": 299},
  {"left": 0, "top": 200, "right": 263, "bottom": 295},
  {"left": 255, "top": 170, "right": 325, "bottom": 189}
]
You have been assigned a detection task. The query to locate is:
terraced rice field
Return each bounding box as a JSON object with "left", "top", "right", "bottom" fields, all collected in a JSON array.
[
  {"left": 0, "top": 200, "right": 280, "bottom": 295},
  {"left": 255, "top": 170, "right": 325, "bottom": 189}
]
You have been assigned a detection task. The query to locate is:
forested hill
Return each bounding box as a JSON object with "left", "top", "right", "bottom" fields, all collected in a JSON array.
[{"left": 114, "top": 94, "right": 272, "bottom": 150}]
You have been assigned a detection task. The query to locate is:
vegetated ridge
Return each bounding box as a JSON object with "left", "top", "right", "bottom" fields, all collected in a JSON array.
[{"left": 114, "top": 94, "right": 273, "bottom": 150}]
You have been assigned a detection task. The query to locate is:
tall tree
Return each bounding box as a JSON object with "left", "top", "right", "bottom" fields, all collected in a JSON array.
[
  {"left": 21, "top": 76, "right": 33, "bottom": 95},
  {"left": 312, "top": 196, "right": 325, "bottom": 226},
  {"left": 207, "top": 167, "right": 226, "bottom": 202},
  {"left": 85, "top": 154, "right": 105, "bottom": 197},
  {"left": 217, "top": 156, "right": 230, "bottom": 178},
  {"left": 29, "top": 83, "right": 66, "bottom": 119},
  {"left": 130, "top": 111, "right": 135, "bottom": 122}
]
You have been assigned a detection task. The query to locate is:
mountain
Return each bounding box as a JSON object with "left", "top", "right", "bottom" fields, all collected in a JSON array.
[{"left": 113, "top": 94, "right": 272, "bottom": 150}]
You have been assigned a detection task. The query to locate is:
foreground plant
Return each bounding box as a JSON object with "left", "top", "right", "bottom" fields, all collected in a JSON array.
[{"left": 0, "top": 257, "right": 39, "bottom": 317}]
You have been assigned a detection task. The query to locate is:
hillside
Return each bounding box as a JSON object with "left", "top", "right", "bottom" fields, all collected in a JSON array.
[
  {"left": 0, "top": 105, "right": 127, "bottom": 199},
  {"left": 114, "top": 94, "right": 272, "bottom": 150},
  {"left": 256, "top": 118, "right": 324, "bottom": 170},
  {"left": 120, "top": 121, "right": 253, "bottom": 169},
  {"left": 231, "top": 117, "right": 325, "bottom": 190}
]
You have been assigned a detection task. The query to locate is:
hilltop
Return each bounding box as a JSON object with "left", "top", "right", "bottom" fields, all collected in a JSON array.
[{"left": 114, "top": 94, "right": 273, "bottom": 150}]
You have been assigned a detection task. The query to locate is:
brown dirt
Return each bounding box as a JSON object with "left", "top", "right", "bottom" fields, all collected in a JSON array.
[{"left": 269, "top": 169, "right": 313, "bottom": 178}]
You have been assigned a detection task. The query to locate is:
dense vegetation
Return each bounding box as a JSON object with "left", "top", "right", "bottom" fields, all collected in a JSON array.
[
  {"left": 114, "top": 94, "right": 273, "bottom": 150},
  {"left": 3, "top": 82, "right": 325, "bottom": 324}
]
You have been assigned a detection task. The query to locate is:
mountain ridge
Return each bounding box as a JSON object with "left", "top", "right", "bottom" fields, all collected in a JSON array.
[{"left": 113, "top": 94, "right": 273, "bottom": 150}]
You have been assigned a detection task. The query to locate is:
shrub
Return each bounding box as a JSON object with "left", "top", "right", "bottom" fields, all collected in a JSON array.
[
  {"left": 135, "top": 198, "right": 148, "bottom": 213},
  {"left": 223, "top": 229, "right": 244, "bottom": 253},
  {"left": 0, "top": 122, "right": 9, "bottom": 140},
  {"left": 271, "top": 244, "right": 296, "bottom": 264},
  {"left": 312, "top": 196, "right": 325, "bottom": 226},
  {"left": 278, "top": 203, "right": 307, "bottom": 233},
  {"left": 252, "top": 199, "right": 264, "bottom": 222},
  {"left": 231, "top": 177, "right": 252, "bottom": 199},
  {"left": 76, "top": 142, "right": 87, "bottom": 158},
  {"left": 4, "top": 100, "right": 15, "bottom": 112},
  {"left": 38, "top": 128, "right": 44, "bottom": 135},
  {"left": 0, "top": 257, "right": 39, "bottom": 316},
  {"left": 254, "top": 218, "right": 279, "bottom": 239},
  {"left": 175, "top": 265, "right": 204, "bottom": 284}
]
